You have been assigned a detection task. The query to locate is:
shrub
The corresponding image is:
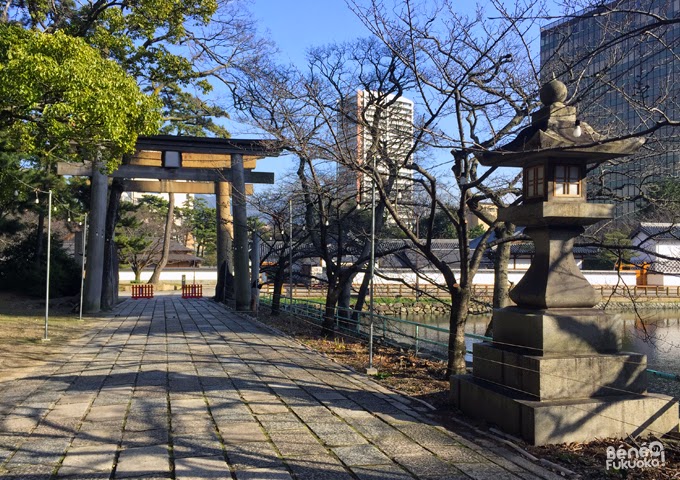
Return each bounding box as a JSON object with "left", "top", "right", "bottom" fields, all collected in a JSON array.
[{"left": 0, "top": 230, "right": 81, "bottom": 297}]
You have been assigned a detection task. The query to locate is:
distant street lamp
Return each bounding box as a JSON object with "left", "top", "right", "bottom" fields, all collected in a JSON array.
[
  {"left": 44, "top": 190, "right": 52, "bottom": 342},
  {"left": 367, "top": 157, "right": 377, "bottom": 375}
]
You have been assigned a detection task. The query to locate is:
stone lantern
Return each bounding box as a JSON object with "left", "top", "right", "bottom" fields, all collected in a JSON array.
[{"left": 452, "top": 79, "right": 678, "bottom": 445}]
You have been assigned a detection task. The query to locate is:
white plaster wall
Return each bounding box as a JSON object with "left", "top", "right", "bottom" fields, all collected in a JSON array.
[
  {"left": 119, "top": 268, "right": 639, "bottom": 287},
  {"left": 120, "top": 269, "right": 217, "bottom": 283},
  {"left": 661, "top": 274, "right": 680, "bottom": 287},
  {"left": 351, "top": 269, "right": 635, "bottom": 287},
  {"left": 657, "top": 241, "right": 680, "bottom": 260}
]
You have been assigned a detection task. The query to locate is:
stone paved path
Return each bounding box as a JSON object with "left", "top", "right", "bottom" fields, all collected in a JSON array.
[{"left": 0, "top": 297, "right": 561, "bottom": 479}]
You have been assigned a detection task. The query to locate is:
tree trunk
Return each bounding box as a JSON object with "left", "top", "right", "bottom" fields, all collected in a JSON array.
[
  {"left": 446, "top": 287, "right": 471, "bottom": 379},
  {"left": 351, "top": 193, "right": 389, "bottom": 318},
  {"left": 493, "top": 223, "right": 513, "bottom": 309},
  {"left": 321, "top": 287, "right": 340, "bottom": 338},
  {"left": 352, "top": 270, "right": 370, "bottom": 323},
  {"left": 134, "top": 269, "right": 142, "bottom": 283},
  {"left": 270, "top": 266, "right": 286, "bottom": 315},
  {"left": 101, "top": 179, "right": 124, "bottom": 310},
  {"left": 338, "top": 278, "right": 354, "bottom": 330},
  {"left": 149, "top": 193, "right": 174, "bottom": 285},
  {"left": 486, "top": 223, "right": 513, "bottom": 337}
]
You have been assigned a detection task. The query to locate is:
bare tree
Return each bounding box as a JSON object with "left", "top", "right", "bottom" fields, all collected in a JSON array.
[
  {"left": 235, "top": 38, "right": 416, "bottom": 336},
  {"left": 346, "top": 0, "right": 542, "bottom": 376}
]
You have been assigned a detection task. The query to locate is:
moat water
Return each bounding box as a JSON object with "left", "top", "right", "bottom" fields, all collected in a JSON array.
[{"left": 402, "top": 309, "right": 680, "bottom": 400}]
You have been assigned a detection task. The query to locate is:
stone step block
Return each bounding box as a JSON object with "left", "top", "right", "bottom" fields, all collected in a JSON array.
[
  {"left": 451, "top": 375, "right": 678, "bottom": 445},
  {"left": 473, "top": 342, "right": 647, "bottom": 400},
  {"left": 493, "top": 307, "right": 621, "bottom": 355}
]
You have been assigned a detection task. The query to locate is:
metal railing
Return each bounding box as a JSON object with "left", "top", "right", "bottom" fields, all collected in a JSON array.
[
  {"left": 261, "top": 284, "right": 680, "bottom": 300},
  {"left": 260, "top": 294, "right": 475, "bottom": 358},
  {"left": 259, "top": 293, "right": 680, "bottom": 384}
]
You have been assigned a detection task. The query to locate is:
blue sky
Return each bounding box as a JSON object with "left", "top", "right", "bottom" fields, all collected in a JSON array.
[
  {"left": 236, "top": 0, "right": 371, "bottom": 188},
  {"left": 234, "top": 0, "right": 546, "bottom": 193}
]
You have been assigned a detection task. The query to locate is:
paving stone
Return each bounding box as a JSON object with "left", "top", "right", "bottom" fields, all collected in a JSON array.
[
  {"left": 0, "top": 297, "right": 556, "bottom": 480},
  {"left": 219, "top": 421, "right": 268, "bottom": 444},
  {"left": 1, "top": 415, "right": 41, "bottom": 434},
  {"left": 394, "top": 451, "right": 467, "bottom": 478},
  {"left": 126, "top": 414, "right": 169, "bottom": 431},
  {"left": 268, "top": 431, "right": 328, "bottom": 458},
  {"left": 47, "top": 401, "right": 91, "bottom": 419},
  {"left": 122, "top": 427, "right": 169, "bottom": 447},
  {"left": 172, "top": 435, "right": 224, "bottom": 459},
  {"left": 427, "top": 444, "right": 487, "bottom": 463},
  {"left": 456, "top": 462, "right": 524, "bottom": 480},
  {"left": 0, "top": 447, "right": 13, "bottom": 464},
  {"left": 58, "top": 444, "right": 116, "bottom": 475},
  {"left": 172, "top": 419, "right": 217, "bottom": 437},
  {"left": 286, "top": 455, "right": 354, "bottom": 480},
  {"left": 86, "top": 403, "right": 128, "bottom": 422},
  {"left": 306, "top": 421, "right": 368, "bottom": 447},
  {"left": 248, "top": 401, "right": 290, "bottom": 415},
  {"left": 351, "top": 463, "right": 417, "bottom": 480},
  {"left": 174, "top": 455, "right": 230, "bottom": 479},
  {"left": 7, "top": 438, "right": 70, "bottom": 465},
  {"left": 396, "top": 423, "right": 461, "bottom": 447},
  {"left": 351, "top": 418, "right": 400, "bottom": 440},
  {"left": 0, "top": 434, "right": 24, "bottom": 449},
  {"left": 233, "top": 467, "right": 293, "bottom": 480},
  {"left": 2, "top": 461, "right": 56, "bottom": 477},
  {"left": 52, "top": 394, "right": 94, "bottom": 405},
  {"left": 115, "top": 444, "right": 171, "bottom": 478},
  {"left": 224, "top": 442, "right": 284, "bottom": 470},
  {"left": 332, "top": 444, "right": 392, "bottom": 467},
  {"left": 171, "top": 398, "right": 209, "bottom": 413}
]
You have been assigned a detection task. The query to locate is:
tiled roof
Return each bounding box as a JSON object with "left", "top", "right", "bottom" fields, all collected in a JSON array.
[
  {"left": 632, "top": 223, "right": 680, "bottom": 241},
  {"left": 502, "top": 242, "right": 599, "bottom": 257},
  {"left": 258, "top": 238, "right": 461, "bottom": 269}
]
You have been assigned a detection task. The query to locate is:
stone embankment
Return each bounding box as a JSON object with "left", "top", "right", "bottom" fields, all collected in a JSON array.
[
  {"left": 373, "top": 298, "right": 493, "bottom": 317},
  {"left": 372, "top": 298, "right": 680, "bottom": 317},
  {"left": 597, "top": 300, "right": 680, "bottom": 310}
]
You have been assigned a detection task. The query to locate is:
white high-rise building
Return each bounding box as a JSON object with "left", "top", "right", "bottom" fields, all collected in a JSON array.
[{"left": 337, "top": 90, "right": 414, "bottom": 224}]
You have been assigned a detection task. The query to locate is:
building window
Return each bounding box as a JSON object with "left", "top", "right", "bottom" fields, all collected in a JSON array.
[
  {"left": 554, "top": 165, "right": 581, "bottom": 196},
  {"left": 525, "top": 165, "right": 545, "bottom": 199}
]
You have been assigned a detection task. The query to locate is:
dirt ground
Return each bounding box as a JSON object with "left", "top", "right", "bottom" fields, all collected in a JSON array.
[
  {"left": 0, "top": 292, "right": 98, "bottom": 381},
  {"left": 255, "top": 307, "right": 680, "bottom": 480}
]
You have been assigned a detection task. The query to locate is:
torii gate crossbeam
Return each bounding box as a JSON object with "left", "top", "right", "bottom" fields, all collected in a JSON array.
[{"left": 58, "top": 136, "right": 283, "bottom": 313}]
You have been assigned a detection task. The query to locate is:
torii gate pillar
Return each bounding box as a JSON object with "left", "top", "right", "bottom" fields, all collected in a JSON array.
[
  {"left": 232, "top": 153, "right": 251, "bottom": 311},
  {"left": 83, "top": 161, "right": 108, "bottom": 313},
  {"left": 215, "top": 182, "right": 234, "bottom": 303}
]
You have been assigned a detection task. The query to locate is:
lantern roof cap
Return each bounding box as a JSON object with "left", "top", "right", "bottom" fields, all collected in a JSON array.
[{"left": 477, "top": 80, "right": 644, "bottom": 167}]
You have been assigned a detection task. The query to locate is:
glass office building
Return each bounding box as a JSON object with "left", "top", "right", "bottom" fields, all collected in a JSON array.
[{"left": 540, "top": 0, "right": 680, "bottom": 218}]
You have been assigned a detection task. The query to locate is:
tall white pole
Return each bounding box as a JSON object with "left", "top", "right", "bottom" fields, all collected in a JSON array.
[
  {"left": 79, "top": 213, "right": 87, "bottom": 321},
  {"left": 368, "top": 160, "right": 376, "bottom": 373},
  {"left": 289, "top": 199, "right": 293, "bottom": 309},
  {"left": 44, "top": 190, "right": 52, "bottom": 341}
]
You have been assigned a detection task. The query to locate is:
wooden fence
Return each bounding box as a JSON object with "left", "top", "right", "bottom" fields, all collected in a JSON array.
[{"left": 260, "top": 283, "right": 680, "bottom": 300}]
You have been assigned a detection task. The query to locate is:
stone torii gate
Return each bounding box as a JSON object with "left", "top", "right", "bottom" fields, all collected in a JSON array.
[{"left": 57, "top": 135, "right": 283, "bottom": 313}]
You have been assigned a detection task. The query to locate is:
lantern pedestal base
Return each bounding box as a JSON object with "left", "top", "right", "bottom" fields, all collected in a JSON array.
[
  {"left": 451, "top": 307, "right": 679, "bottom": 445},
  {"left": 451, "top": 375, "right": 678, "bottom": 445}
]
